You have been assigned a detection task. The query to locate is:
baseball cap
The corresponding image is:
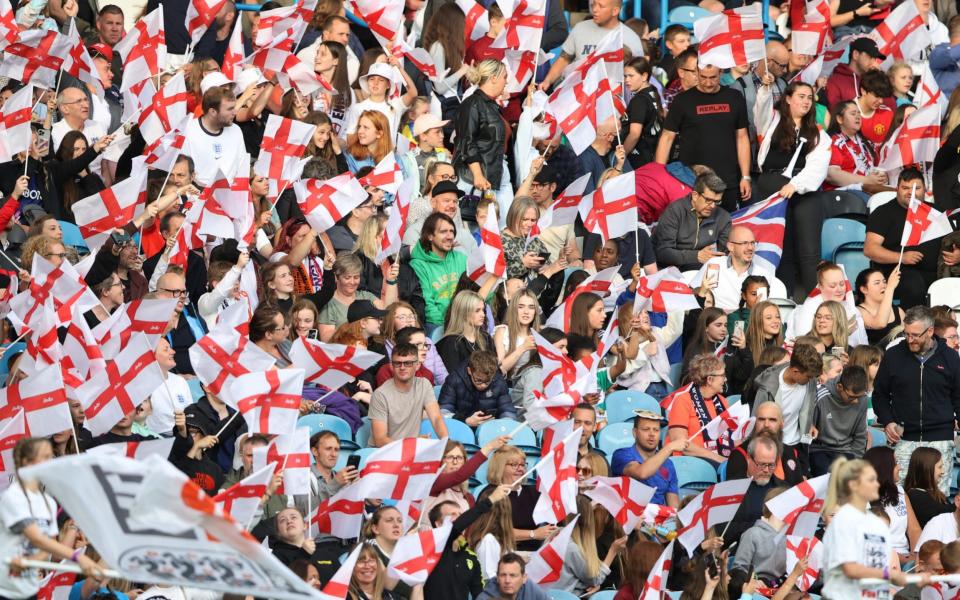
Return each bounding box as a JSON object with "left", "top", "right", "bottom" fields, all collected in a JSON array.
[
  {"left": 234, "top": 67, "right": 267, "bottom": 95},
  {"left": 200, "top": 72, "right": 234, "bottom": 95},
  {"left": 88, "top": 43, "right": 113, "bottom": 62},
  {"left": 359, "top": 63, "right": 395, "bottom": 95},
  {"left": 429, "top": 180, "right": 464, "bottom": 198},
  {"left": 533, "top": 164, "right": 557, "bottom": 185},
  {"left": 347, "top": 300, "right": 387, "bottom": 323},
  {"left": 184, "top": 406, "right": 215, "bottom": 435},
  {"left": 633, "top": 409, "right": 665, "bottom": 423},
  {"left": 413, "top": 113, "right": 449, "bottom": 137},
  {"left": 850, "top": 38, "right": 885, "bottom": 60}
]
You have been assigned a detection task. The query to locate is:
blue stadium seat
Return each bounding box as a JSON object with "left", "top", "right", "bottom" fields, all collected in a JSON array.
[
  {"left": 547, "top": 591, "right": 581, "bottom": 600},
  {"left": 867, "top": 427, "right": 886, "bottom": 448},
  {"left": 433, "top": 385, "right": 442, "bottom": 399},
  {"left": 0, "top": 342, "right": 25, "bottom": 380},
  {"left": 477, "top": 418, "right": 538, "bottom": 453},
  {"left": 821, "top": 218, "right": 866, "bottom": 261},
  {"left": 605, "top": 390, "right": 661, "bottom": 423},
  {"left": 666, "top": 4, "right": 711, "bottom": 27},
  {"left": 834, "top": 242, "right": 869, "bottom": 286},
  {"left": 59, "top": 221, "right": 87, "bottom": 251},
  {"left": 588, "top": 592, "right": 617, "bottom": 600},
  {"left": 355, "top": 419, "right": 372, "bottom": 448},
  {"left": 674, "top": 456, "right": 718, "bottom": 496},
  {"left": 353, "top": 447, "right": 378, "bottom": 469},
  {"left": 718, "top": 460, "right": 728, "bottom": 482},
  {"left": 298, "top": 414, "right": 358, "bottom": 451},
  {"left": 187, "top": 377, "right": 205, "bottom": 401},
  {"left": 421, "top": 417, "right": 478, "bottom": 451},
  {"left": 727, "top": 394, "right": 741, "bottom": 406},
  {"left": 668, "top": 363, "right": 683, "bottom": 392},
  {"left": 597, "top": 422, "right": 635, "bottom": 457}
]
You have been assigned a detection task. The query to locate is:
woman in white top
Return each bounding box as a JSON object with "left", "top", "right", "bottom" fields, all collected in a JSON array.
[
  {"left": 822, "top": 457, "right": 919, "bottom": 599},
  {"left": 146, "top": 338, "right": 194, "bottom": 436},
  {"left": 466, "top": 485, "right": 516, "bottom": 582},
  {"left": 343, "top": 60, "right": 417, "bottom": 136},
  {"left": 493, "top": 288, "right": 540, "bottom": 383},
  {"left": 0, "top": 438, "right": 101, "bottom": 599},
  {"left": 616, "top": 306, "right": 683, "bottom": 402},
  {"left": 197, "top": 251, "right": 250, "bottom": 330},
  {"left": 421, "top": 5, "right": 469, "bottom": 99},
  {"left": 865, "top": 445, "right": 921, "bottom": 562},
  {"left": 555, "top": 494, "right": 628, "bottom": 595}
]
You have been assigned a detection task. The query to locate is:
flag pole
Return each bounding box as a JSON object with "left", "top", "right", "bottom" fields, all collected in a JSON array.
[
  {"left": 4, "top": 328, "right": 31, "bottom": 347},
  {"left": 3, "top": 558, "right": 121, "bottom": 579},
  {"left": 599, "top": 62, "right": 623, "bottom": 147},
  {"left": 898, "top": 182, "right": 918, "bottom": 269},
  {"left": 213, "top": 409, "right": 240, "bottom": 438}
]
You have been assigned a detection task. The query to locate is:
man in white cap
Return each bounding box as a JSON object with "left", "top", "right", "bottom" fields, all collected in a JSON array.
[
  {"left": 182, "top": 82, "right": 245, "bottom": 186},
  {"left": 398, "top": 113, "right": 450, "bottom": 189}
]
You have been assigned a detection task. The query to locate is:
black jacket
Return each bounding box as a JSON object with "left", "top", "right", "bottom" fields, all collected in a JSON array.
[
  {"left": 44, "top": 147, "right": 106, "bottom": 222},
  {"left": 424, "top": 498, "right": 492, "bottom": 600},
  {"left": 357, "top": 251, "right": 426, "bottom": 326},
  {"left": 453, "top": 90, "right": 507, "bottom": 188},
  {"left": 143, "top": 248, "right": 208, "bottom": 307},
  {"left": 269, "top": 538, "right": 347, "bottom": 585},
  {"left": 439, "top": 364, "right": 516, "bottom": 421},
  {"left": 873, "top": 337, "right": 960, "bottom": 442}
]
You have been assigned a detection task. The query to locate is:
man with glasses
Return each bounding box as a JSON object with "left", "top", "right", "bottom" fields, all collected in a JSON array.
[
  {"left": 376, "top": 326, "right": 440, "bottom": 386},
  {"left": 691, "top": 225, "right": 774, "bottom": 311},
  {"left": 662, "top": 48, "right": 699, "bottom": 110},
  {"left": 652, "top": 169, "right": 732, "bottom": 271},
  {"left": 808, "top": 366, "right": 870, "bottom": 476},
  {"left": 370, "top": 342, "right": 448, "bottom": 446},
  {"left": 935, "top": 318, "right": 960, "bottom": 352},
  {"left": 439, "top": 351, "right": 516, "bottom": 427},
  {"left": 722, "top": 432, "right": 785, "bottom": 548},
  {"left": 752, "top": 342, "right": 822, "bottom": 473},
  {"left": 612, "top": 410, "right": 686, "bottom": 508},
  {"left": 156, "top": 271, "right": 207, "bottom": 376},
  {"left": 655, "top": 62, "right": 752, "bottom": 212},
  {"left": 52, "top": 87, "right": 107, "bottom": 154},
  {"left": 728, "top": 402, "right": 804, "bottom": 485},
  {"left": 874, "top": 306, "right": 960, "bottom": 494}
]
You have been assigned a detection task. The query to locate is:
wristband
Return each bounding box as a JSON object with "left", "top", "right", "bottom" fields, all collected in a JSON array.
[
  {"left": 70, "top": 547, "right": 84, "bottom": 563},
  {"left": 386, "top": 279, "right": 397, "bottom": 285}
]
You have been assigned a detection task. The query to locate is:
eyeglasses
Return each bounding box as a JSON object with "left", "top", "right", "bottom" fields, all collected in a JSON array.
[
  {"left": 437, "top": 173, "right": 459, "bottom": 183},
  {"left": 414, "top": 341, "right": 432, "bottom": 350},
  {"left": 444, "top": 454, "right": 465, "bottom": 463},
  {"left": 754, "top": 461, "right": 776, "bottom": 471},
  {"left": 678, "top": 67, "right": 697, "bottom": 74},
  {"left": 708, "top": 372, "right": 727, "bottom": 379},
  {"left": 728, "top": 241, "right": 757, "bottom": 247},
  {"left": 576, "top": 466, "right": 593, "bottom": 475},
  {"left": 770, "top": 60, "right": 789, "bottom": 70},
  {"left": 392, "top": 359, "right": 417, "bottom": 368},
  {"left": 904, "top": 330, "right": 930, "bottom": 340},
  {"left": 159, "top": 287, "right": 187, "bottom": 298},
  {"left": 60, "top": 98, "right": 88, "bottom": 105},
  {"left": 505, "top": 461, "right": 525, "bottom": 469}
]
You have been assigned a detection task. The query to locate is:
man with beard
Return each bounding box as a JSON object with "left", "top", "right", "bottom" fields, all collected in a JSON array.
[
  {"left": 720, "top": 432, "right": 784, "bottom": 548},
  {"left": 182, "top": 86, "right": 246, "bottom": 186},
  {"left": 611, "top": 410, "right": 688, "bottom": 508},
  {"left": 727, "top": 401, "right": 804, "bottom": 485}
]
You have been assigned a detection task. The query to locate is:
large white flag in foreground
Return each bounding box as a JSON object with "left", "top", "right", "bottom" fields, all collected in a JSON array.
[{"left": 21, "top": 453, "right": 323, "bottom": 600}]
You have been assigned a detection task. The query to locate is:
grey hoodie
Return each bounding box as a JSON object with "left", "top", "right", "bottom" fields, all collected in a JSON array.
[
  {"left": 809, "top": 377, "right": 868, "bottom": 457},
  {"left": 752, "top": 363, "right": 818, "bottom": 442},
  {"left": 732, "top": 519, "right": 787, "bottom": 581}
]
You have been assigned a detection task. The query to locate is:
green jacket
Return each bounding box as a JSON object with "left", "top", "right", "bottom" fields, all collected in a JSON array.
[{"left": 410, "top": 242, "right": 467, "bottom": 325}]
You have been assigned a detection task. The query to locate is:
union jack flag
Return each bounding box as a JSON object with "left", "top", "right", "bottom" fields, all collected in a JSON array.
[{"left": 731, "top": 193, "right": 787, "bottom": 273}]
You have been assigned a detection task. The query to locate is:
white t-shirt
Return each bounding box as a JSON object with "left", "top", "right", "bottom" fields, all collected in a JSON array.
[
  {"left": 182, "top": 118, "right": 246, "bottom": 187},
  {"left": 561, "top": 21, "right": 644, "bottom": 62},
  {"left": 0, "top": 480, "right": 59, "bottom": 599},
  {"left": 777, "top": 370, "right": 806, "bottom": 445},
  {"left": 822, "top": 503, "right": 893, "bottom": 600},
  {"left": 51, "top": 118, "right": 107, "bottom": 152},
  {"left": 146, "top": 373, "right": 194, "bottom": 435},
  {"left": 477, "top": 533, "right": 502, "bottom": 581},
  {"left": 690, "top": 257, "right": 775, "bottom": 312},
  {"left": 343, "top": 97, "right": 406, "bottom": 136},
  {"left": 915, "top": 511, "right": 959, "bottom": 551},
  {"left": 884, "top": 487, "right": 909, "bottom": 555}
]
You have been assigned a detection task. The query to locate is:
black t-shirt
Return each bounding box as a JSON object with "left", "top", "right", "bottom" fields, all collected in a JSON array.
[
  {"left": 622, "top": 88, "right": 662, "bottom": 168},
  {"left": 663, "top": 87, "right": 749, "bottom": 184},
  {"left": 866, "top": 200, "right": 941, "bottom": 274}
]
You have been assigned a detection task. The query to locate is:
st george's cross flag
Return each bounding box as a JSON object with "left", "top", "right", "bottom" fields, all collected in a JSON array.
[
  {"left": 869, "top": 0, "right": 931, "bottom": 67},
  {"left": 289, "top": 338, "right": 384, "bottom": 390},
  {"left": 786, "top": 536, "right": 823, "bottom": 592},
  {"left": 583, "top": 476, "right": 656, "bottom": 533},
  {"left": 526, "top": 516, "right": 578, "bottom": 586},
  {"left": 766, "top": 474, "right": 830, "bottom": 537},
  {"left": 677, "top": 478, "right": 752, "bottom": 555},
  {"left": 212, "top": 462, "right": 276, "bottom": 528},
  {"left": 901, "top": 192, "right": 952, "bottom": 247},
  {"left": 695, "top": 5, "right": 765, "bottom": 69},
  {"left": 533, "top": 427, "right": 581, "bottom": 524},
  {"left": 634, "top": 267, "right": 700, "bottom": 314},
  {"left": 224, "top": 369, "right": 306, "bottom": 435},
  {"left": 386, "top": 520, "right": 453, "bottom": 585},
  {"left": 358, "top": 437, "right": 445, "bottom": 501},
  {"left": 295, "top": 173, "right": 368, "bottom": 233}
]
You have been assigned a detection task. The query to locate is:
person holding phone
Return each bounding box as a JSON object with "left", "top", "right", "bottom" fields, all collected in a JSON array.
[
  {"left": 309, "top": 430, "right": 358, "bottom": 503},
  {"left": 692, "top": 227, "right": 775, "bottom": 312},
  {"left": 500, "top": 197, "right": 568, "bottom": 282}
]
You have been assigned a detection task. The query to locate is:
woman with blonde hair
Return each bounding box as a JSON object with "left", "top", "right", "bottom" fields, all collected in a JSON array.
[
  {"left": 807, "top": 300, "right": 849, "bottom": 357},
  {"left": 346, "top": 110, "right": 394, "bottom": 174},
  {"left": 822, "top": 458, "right": 918, "bottom": 597},
  {"left": 347, "top": 542, "right": 421, "bottom": 600},
  {"left": 500, "top": 196, "right": 552, "bottom": 281},
  {"left": 555, "top": 494, "right": 628, "bottom": 594},
  {"left": 421, "top": 436, "right": 510, "bottom": 523},
  {"left": 436, "top": 290, "right": 493, "bottom": 373},
  {"left": 453, "top": 59, "right": 512, "bottom": 216},
  {"left": 485, "top": 445, "right": 555, "bottom": 552},
  {"left": 493, "top": 288, "right": 541, "bottom": 382}
]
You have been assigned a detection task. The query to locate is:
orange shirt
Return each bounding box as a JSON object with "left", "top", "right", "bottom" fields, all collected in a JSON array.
[{"left": 667, "top": 386, "right": 729, "bottom": 453}]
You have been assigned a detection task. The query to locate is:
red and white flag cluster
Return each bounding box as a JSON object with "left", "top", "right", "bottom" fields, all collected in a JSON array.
[
  {"left": 467, "top": 207, "right": 507, "bottom": 285},
  {"left": 677, "top": 478, "right": 752, "bottom": 554},
  {"left": 869, "top": 0, "right": 931, "bottom": 67},
  {"left": 695, "top": 5, "right": 765, "bottom": 69},
  {"left": 295, "top": 172, "right": 368, "bottom": 233}
]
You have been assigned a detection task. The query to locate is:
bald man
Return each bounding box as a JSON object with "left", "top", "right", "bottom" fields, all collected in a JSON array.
[
  {"left": 581, "top": 118, "right": 628, "bottom": 191},
  {"left": 727, "top": 402, "right": 805, "bottom": 484},
  {"left": 52, "top": 86, "right": 107, "bottom": 152},
  {"left": 690, "top": 225, "right": 775, "bottom": 311}
]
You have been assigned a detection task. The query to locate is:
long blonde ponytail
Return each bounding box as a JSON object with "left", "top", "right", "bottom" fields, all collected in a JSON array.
[{"left": 823, "top": 457, "right": 871, "bottom": 517}]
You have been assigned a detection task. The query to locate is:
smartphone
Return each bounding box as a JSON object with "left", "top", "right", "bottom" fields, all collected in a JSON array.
[
  {"left": 537, "top": 251, "right": 551, "bottom": 263},
  {"left": 756, "top": 287, "right": 768, "bottom": 302},
  {"left": 706, "top": 263, "right": 720, "bottom": 286},
  {"left": 831, "top": 346, "right": 845, "bottom": 358},
  {"left": 307, "top": 329, "right": 318, "bottom": 340},
  {"left": 733, "top": 321, "right": 745, "bottom": 339},
  {"left": 346, "top": 454, "right": 361, "bottom": 470},
  {"left": 705, "top": 553, "right": 719, "bottom": 578},
  {"left": 110, "top": 231, "right": 131, "bottom": 246}
]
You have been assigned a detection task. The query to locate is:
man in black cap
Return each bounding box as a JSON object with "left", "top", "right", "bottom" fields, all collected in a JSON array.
[
  {"left": 169, "top": 408, "right": 224, "bottom": 495},
  {"left": 825, "top": 38, "right": 885, "bottom": 108},
  {"left": 402, "top": 180, "right": 478, "bottom": 255}
]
